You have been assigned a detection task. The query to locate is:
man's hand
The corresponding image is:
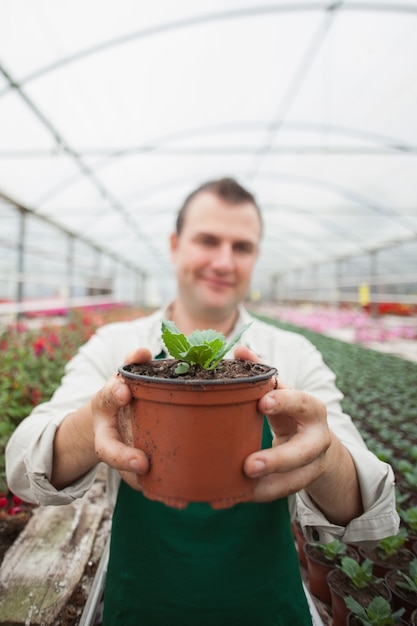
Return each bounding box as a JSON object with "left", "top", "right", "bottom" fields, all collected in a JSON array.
[
  {"left": 51, "top": 348, "right": 152, "bottom": 491},
  {"left": 234, "top": 345, "right": 363, "bottom": 526}
]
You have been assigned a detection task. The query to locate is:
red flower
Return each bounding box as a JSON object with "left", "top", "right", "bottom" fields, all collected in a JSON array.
[
  {"left": 33, "top": 337, "right": 47, "bottom": 356},
  {"left": 0, "top": 496, "right": 8, "bottom": 508},
  {"left": 12, "top": 494, "right": 22, "bottom": 506},
  {"left": 8, "top": 506, "right": 23, "bottom": 515}
]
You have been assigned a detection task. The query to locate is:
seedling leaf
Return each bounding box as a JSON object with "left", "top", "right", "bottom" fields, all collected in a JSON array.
[{"left": 161, "top": 320, "right": 252, "bottom": 371}]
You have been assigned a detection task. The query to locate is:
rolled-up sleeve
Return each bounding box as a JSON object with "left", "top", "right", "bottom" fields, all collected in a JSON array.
[{"left": 297, "top": 442, "right": 399, "bottom": 545}]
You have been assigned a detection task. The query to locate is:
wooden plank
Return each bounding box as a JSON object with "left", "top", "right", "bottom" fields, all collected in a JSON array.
[{"left": 0, "top": 486, "right": 109, "bottom": 625}]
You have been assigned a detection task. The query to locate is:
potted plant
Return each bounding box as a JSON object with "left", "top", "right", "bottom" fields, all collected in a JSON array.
[
  {"left": 327, "top": 556, "right": 391, "bottom": 626},
  {"left": 359, "top": 529, "right": 414, "bottom": 577},
  {"left": 385, "top": 558, "right": 417, "bottom": 621},
  {"left": 345, "top": 595, "right": 406, "bottom": 625},
  {"left": 303, "top": 539, "right": 359, "bottom": 604},
  {"left": 118, "top": 321, "right": 277, "bottom": 510},
  {"left": 399, "top": 505, "right": 417, "bottom": 549}
]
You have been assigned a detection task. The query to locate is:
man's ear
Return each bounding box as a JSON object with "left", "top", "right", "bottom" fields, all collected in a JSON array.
[{"left": 169, "top": 232, "right": 178, "bottom": 261}]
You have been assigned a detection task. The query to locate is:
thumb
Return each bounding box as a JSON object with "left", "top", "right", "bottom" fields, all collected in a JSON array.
[{"left": 234, "top": 344, "right": 261, "bottom": 363}]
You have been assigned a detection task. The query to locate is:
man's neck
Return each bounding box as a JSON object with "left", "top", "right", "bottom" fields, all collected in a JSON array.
[{"left": 168, "top": 301, "right": 239, "bottom": 337}]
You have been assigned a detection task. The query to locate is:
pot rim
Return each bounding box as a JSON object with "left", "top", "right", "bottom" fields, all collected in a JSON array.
[{"left": 118, "top": 360, "right": 277, "bottom": 387}]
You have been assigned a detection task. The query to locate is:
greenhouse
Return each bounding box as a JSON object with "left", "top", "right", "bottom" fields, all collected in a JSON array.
[{"left": 1, "top": 2, "right": 417, "bottom": 625}]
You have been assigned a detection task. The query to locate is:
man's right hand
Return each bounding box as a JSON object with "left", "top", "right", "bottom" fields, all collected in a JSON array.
[{"left": 51, "top": 348, "right": 152, "bottom": 491}]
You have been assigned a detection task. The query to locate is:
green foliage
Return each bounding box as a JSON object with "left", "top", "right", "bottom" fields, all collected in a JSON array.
[
  {"left": 396, "top": 558, "right": 417, "bottom": 593},
  {"left": 377, "top": 527, "right": 408, "bottom": 558},
  {"left": 254, "top": 314, "right": 417, "bottom": 508},
  {"left": 339, "top": 556, "right": 374, "bottom": 589},
  {"left": 399, "top": 505, "right": 417, "bottom": 532},
  {"left": 345, "top": 595, "right": 405, "bottom": 625},
  {"left": 0, "top": 307, "right": 144, "bottom": 493},
  {"left": 312, "top": 539, "right": 347, "bottom": 561},
  {"left": 161, "top": 320, "right": 251, "bottom": 373}
]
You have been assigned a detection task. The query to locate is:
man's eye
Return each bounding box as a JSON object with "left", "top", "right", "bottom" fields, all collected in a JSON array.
[
  {"left": 201, "top": 238, "right": 217, "bottom": 246},
  {"left": 235, "top": 243, "right": 254, "bottom": 253}
]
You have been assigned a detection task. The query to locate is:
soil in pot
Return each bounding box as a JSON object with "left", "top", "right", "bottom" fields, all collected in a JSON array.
[
  {"left": 411, "top": 608, "right": 417, "bottom": 626},
  {"left": 385, "top": 568, "right": 417, "bottom": 621},
  {"left": 118, "top": 359, "right": 277, "bottom": 510},
  {"left": 327, "top": 567, "right": 391, "bottom": 626},
  {"left": 360, "top": 545, "right": 415, "bottom": 578},
  {"left": 304, "top": 542, "right": 359, "bottom": 605}
]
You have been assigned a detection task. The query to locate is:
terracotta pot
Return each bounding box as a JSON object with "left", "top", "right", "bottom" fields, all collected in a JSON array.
[
  {"left": 291, "top": 519, "right": 307, "bottom": 567},
  {"left": 303, "top": 542, "right": 359, "bottom": 605},
  {"left": 385, "top": 568, "right": 417, "bottom": 621},
  {"left": 327, "top": 568, "right": 391, "bottom": 626},
  {"left": 118, "top": 360, "right": 277, "bottom": 510}
]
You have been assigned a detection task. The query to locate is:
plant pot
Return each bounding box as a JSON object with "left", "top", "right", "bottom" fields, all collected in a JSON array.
[
  {"left": 118, "top": 359, "right": 277, "bottom": 510},
  {"left": 359, "top": 545, "right": 415, "bottom": 578},
  {"left": 291, "top": 518, "right": 307, "bottom": 566},
  {"left": 385, "top": 568, "right": 417, "bottom": 621},
  {"left": 327, "top": 568, "right": 391, "bottom": 626},
  {"left": 410, "top": 608, "right": 417, "bottom": 626},
  {"left": 303, "top": 542, "right": 359, "bottom": 604}
]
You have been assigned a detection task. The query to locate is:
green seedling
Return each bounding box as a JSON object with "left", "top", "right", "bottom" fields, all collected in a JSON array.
[
  {"left": 339, "top": 556, "right": 374, "bottom": 589},
  {"left": 312, "top": 539, "right": 347, "bottom": 562},
  {"left": 345, "top": 595, "right": 405, "bottom": 625},
  {"left": 399, "top": 505, "right": 417, "bottom": 532},
  {"left": 377, "top": 527, "right": 408, "bottom": 558},
  {"left": 161, "top": 320, "right": 252, "bottom": 374},
  {"left": 396, "top": 558, "right": 417, "bottom": 594}
]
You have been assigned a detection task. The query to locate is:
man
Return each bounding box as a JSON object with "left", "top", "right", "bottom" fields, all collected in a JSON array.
[{"left": 6, "top": 178, "right": 398, "bottom": 625}]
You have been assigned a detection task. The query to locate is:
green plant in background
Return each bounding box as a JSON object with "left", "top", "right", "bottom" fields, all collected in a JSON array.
[
  {"left": 377, "top": 527, "right": 408, "bottom": 559},
  {"left": 255, "top": 314, "right": 417, "bottom": 510},
  {"left": 339, "top": 556, "right": 374, "bottom": 589},
  {"left": 399, "top": 505, "right": 417, "bottom": 533},
  {"left": 345, "top": 595, "right": 405, "bottom": 625},
  {"left": 0, "top": 307, "right": 145, "bottom": 493},
  {"left": 396, "top": 558, "right": 417, "bottom": 594},
  {"left": 312, "top": 539, "right": 347, "bottom": 561},
  {"left": 161, "top": 320, "right": 251, "bottom": 374}
]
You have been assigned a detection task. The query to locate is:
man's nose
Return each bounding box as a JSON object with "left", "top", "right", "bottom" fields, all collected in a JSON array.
[{"left": 212, "top": 244, "right": 235, "bottom": 269}]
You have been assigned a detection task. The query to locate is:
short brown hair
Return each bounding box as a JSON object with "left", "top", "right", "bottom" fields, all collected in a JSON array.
[{"left": 175, "top": 177, "right": 262, "bottom": 235}]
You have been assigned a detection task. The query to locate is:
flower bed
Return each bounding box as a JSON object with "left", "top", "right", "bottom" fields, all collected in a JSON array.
[
  {"left": 256, "top": 313, "right": 417, "bottom": 512},
  {"left": 0, "top": 306, "right": 147, "bottom": 494}
]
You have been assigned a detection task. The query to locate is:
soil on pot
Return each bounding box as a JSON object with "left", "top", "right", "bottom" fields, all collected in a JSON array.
[
  {"left": 123, "top": 358, "right": 274, "bottom": 380},
  {"left": 305, "top": 542, "right": 359, "bottom": 568},
  {"left": 360, "top": 545, "right": 414, "bottom": 575},
  {"left": 327, "top": 567, "right": 390, "bottom": 606}
]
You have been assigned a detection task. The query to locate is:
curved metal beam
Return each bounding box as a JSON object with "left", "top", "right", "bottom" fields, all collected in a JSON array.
[{"left": 1, "top": 2, "right": 416, "bottom": 96}]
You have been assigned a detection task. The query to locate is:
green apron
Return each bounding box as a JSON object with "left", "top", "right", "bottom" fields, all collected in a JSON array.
[{"left": 103, "top": 420, "right": 312, "bottom": 625}]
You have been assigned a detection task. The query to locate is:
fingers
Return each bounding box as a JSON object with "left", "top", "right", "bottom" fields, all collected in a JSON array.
[
  {"left": 243, "top": 386, "right": 331, "bottom": 501},
  {"left": 91, "top": 376, "right": 150, "bottom": 479}
]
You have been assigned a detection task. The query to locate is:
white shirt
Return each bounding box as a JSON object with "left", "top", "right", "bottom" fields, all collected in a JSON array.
[{"left": 6, "top": 305, "right": 399, "bottom": 544}]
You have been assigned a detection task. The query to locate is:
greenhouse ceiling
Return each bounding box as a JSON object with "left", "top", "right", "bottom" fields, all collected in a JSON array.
[{"left": 1, "top": 1, "right": 417, "bottom": 296}]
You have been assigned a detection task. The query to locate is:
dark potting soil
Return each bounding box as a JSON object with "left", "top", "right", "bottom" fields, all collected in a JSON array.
[{"left": 123, "top": 358, "right": 275, "bottom": 380}]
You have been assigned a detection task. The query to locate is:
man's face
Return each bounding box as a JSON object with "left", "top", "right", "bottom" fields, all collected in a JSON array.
[{"left": 170, "top": 191, "right": 261, "bottom": 320}]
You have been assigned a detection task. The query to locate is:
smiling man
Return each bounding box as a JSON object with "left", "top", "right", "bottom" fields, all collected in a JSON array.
[
  {"left": 169, "top": 181, "right": 262, "bottom": 334},
  {"left": 6, "top": 177, "right": 399, "bottom": 626}
]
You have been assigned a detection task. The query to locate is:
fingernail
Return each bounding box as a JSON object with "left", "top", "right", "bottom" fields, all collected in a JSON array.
[
  {"left": 263, "top": 394, "right": 274, "bottom": 410},
  {"left": 251, "top": 459, "right": 266, "bottom": 477},
  {"left": 129, "top": 458, "right": 141, "bottom": 472}
]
